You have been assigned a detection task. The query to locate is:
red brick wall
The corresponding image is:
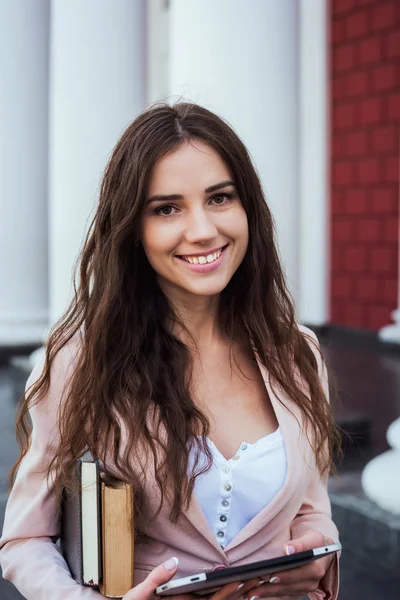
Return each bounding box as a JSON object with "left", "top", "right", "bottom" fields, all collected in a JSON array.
[{"left": 330, "top": 0, "right": 400, "bottom": 330}]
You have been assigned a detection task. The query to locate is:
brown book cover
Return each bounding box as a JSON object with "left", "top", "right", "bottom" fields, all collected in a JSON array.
[{"left": 99, "top": 474, "right": 135, "bottom": 598}]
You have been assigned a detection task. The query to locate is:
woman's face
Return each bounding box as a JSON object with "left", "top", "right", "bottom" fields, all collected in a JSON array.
[{"left": 141, "top": 140, "right": 249, "bottom": 301}]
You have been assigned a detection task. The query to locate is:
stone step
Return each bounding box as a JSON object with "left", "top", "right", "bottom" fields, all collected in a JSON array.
[{"left": 329, "top": 472, "right": 400, "bottom": 583}]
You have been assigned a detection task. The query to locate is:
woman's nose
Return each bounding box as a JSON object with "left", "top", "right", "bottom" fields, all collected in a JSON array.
[{"left": 184, "top": 209, "right": 218, "bottom": 243}]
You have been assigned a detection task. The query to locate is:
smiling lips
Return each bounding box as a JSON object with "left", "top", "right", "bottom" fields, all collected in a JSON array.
[
  {"left": 176, "top": 245, "right": 228, "bottom": 269},
  {"left": 181, "top": 248, "right": 223, "bottom": 265}
]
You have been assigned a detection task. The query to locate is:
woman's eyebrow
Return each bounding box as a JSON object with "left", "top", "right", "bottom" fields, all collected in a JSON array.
[
  {"left": 206, "top": 180, "right": 236, "bottom": 193},
  {"left": 146, "top": 180, "right": 236, "bottom": 205}
]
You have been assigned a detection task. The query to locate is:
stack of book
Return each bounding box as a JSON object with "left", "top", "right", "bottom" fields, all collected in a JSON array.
[{"left": 60, "top": 456, "right": 134, "bottom": 598}]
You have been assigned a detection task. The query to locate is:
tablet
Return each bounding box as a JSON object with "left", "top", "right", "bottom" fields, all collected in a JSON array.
[{"left": 155, "top": 543, "right": 341, "bottom": 596}]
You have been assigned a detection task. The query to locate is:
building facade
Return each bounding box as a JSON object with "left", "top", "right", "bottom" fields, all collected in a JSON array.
[{"left": 0, "top": 0, "right": 398, "bottom": 348}]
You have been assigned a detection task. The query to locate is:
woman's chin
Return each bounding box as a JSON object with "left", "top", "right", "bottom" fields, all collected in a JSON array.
[
  {"left": 157, "top": 270, "right": 233, "bottom": 299},
  {"left": 176, "top": 280, "right": 229, "bottom": 298}
]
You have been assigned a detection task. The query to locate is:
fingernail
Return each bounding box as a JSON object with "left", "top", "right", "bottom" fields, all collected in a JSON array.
[
  {"left": 249, "top": 596, "right": 260, "bottom": 600},
  {"left": 270, "top": 576, "right": 281, "bottom": 584},
  {"left": 285, "top": 544, "right": 296, "bottom": 555},
  {"left": 235, "top": 583, "right": 244, "bottom": 591},
  {"left": 258, "top": 578, "right": 269, "bottom": 585},
  {"left": 164, "top": 556, "right": 179, "bottom": 570}
]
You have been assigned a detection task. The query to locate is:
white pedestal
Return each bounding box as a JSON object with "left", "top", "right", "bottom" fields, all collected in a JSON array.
[
  {"left": 378, "top": 309, "right": 400, "bottom": 344},
  {"left": 361, "top": 418, "right": 400, "bottom": 515}
]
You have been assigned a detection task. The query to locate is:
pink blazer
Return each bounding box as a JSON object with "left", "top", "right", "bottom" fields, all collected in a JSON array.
[{"left": 0, "top": 326, "right": 340, "bottom": 600}]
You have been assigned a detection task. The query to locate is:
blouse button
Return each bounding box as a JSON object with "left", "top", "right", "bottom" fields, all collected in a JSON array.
[
  {"left": 224, "top": 483, "right": 232, "bottom": 492},
  {"left": 240, "top": 443, "right": 248, "bottom": 451},
  {"left": 222, "top": 466, "right": 230, "bottom": 474},
  {"left": 217, "top": 531, "right": 225, "bottom": 538},
  {"left": 232, "top": 455, "right": 240, "bottom": 460},
  {"left": 221, "top": 499, "right": 229, "bottom": 507},
  {"left": 220, "top": 514, "right": 228, "bottom": 522}
]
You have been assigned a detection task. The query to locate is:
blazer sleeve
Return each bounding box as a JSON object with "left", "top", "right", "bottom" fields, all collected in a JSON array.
[
  {"left": 289, "top": 326, "right": 340, "bottom": 600},
  {"left": 0, "top": 342, "right": 101, "bottom": 600}
]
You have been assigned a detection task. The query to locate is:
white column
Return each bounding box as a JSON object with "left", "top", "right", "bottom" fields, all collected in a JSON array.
[
  {"left": 298, "top": 0, "right": 330, "bottom": 326},
  {"left": 147, "top": 0, "right": 170, "bottom": 104},
  {"left": 0, "top": 0, "right": 49, "bottom": 346},
  {"left": 48, "top": 0, "right": 146, "bottom": 324},
  {"left": 169, "top": 0, "right": 300, "bottom": 299}
]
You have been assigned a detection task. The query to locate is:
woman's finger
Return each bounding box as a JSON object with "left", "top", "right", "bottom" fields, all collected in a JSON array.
[
  {"left": 245, "top": 566, "right": 320, "bottom": 598},
  {"left": 208, "top": 577, "right": 261, "bottom": 599},
  {"left": 263, "top": 553, "right": 330, "bottom": 588},
  {"left": 122, "top": 556, "right": 180, "bottom": 599}
]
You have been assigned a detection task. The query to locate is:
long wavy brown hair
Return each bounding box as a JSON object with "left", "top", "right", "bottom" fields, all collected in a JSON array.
[{"left": 10, "top": 101, "right": 342, "bottom": 527}]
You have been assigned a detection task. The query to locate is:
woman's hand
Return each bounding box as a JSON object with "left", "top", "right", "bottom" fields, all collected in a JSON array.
[
  {"left": 121, "top": 557, "right": 188, "bottom": 599},
  {"left": 244, "top": 529, "right": 336, "bottom": 598},
  {"left": 121, "top": 556, "right": 260, "bottom": 600}
]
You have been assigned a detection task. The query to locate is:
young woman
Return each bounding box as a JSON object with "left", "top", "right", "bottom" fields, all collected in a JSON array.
[{"left": 0, "top": 102, "right": 341, "bottom": 600}]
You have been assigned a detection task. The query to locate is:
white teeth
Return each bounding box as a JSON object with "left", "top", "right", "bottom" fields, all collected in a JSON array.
[{"left": 182, "top": 247, "right": 223, "bottom": 265}]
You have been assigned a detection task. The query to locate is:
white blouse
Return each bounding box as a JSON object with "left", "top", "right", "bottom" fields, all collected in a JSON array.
[{"left": 189, "top": 428, "right": 287, "bottom": 548}]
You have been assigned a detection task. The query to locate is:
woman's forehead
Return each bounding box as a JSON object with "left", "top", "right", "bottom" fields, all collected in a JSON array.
[{"left": 147, "top": 141, "right": 232, "bottom": 197}]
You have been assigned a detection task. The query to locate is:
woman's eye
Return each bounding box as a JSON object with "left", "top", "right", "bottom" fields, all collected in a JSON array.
[
  {"left": 211, "top": 193, "right": 232, "bottom": 205},
  {"left": 155, "top": 205, "right": 176, "bottom": 216}
]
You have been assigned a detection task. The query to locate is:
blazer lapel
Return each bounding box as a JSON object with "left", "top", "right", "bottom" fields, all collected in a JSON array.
[{"left": 182, "top": 352, "right": 302, "bottom": 555}]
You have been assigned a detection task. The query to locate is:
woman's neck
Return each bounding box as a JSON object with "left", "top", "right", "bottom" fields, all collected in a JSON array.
[{"left": 160, "top": 285, "right": 225, "bottom": 350}]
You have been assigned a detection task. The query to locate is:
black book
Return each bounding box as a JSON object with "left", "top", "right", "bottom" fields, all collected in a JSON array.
[{"left": 60, "top": 455, "right": 102, "bottom": 588}]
